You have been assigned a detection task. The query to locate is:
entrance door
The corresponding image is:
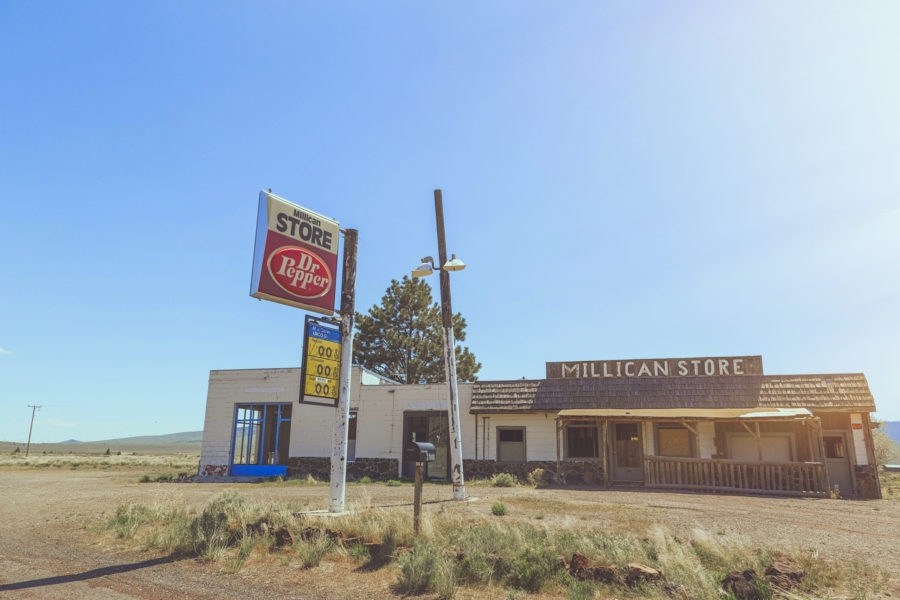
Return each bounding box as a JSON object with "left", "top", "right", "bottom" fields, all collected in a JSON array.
[
  {"left": 612, "top": 422, "right": 643, "bottom": 482},
  {"left": 823, "top": 432, "right": 854, "bottom": 497},
  {"left": 231, "top": 404, "right": 292, "bottom": 476},
  {"left": 402, "top": 412, "right": 450, "bottom": 479}
]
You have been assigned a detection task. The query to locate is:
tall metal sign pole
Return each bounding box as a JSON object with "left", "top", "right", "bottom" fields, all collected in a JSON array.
[
  {"left": 25, "top": 405, "right": 41, "bottom": 457},
  {"left": 329, "top": 228, "right": 358, "bottom": 513},
  {"left": 434, "top": 190, "right": 467, "bottom": 501}
]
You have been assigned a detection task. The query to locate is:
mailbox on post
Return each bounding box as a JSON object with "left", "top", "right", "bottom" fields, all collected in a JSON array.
[
  {"left": 410, "top": 441, "right": 436, "bottom": 464},
  {"left": 409, "top": 441, "right": 435, "bottom": 536}
]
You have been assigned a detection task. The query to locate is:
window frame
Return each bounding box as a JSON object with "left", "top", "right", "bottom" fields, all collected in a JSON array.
[
  {"left": 229, "top": 403, "right": 292, "bottom": 476},
  {"left": 654, "top": 423, "right": 697, "bottom": 459},
  {"left": 495, "top": 426, "right": 527, "bottom": 464},
  {"left": 565, "top": 421, "right": 601, "bottom": 459}
]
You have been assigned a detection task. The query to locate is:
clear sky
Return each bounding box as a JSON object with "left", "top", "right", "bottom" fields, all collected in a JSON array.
[{"left": 2, "top": 2, "right": 899, "bottom": 442}]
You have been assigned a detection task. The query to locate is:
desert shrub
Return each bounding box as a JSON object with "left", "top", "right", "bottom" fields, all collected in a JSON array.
[
  {"left": 110, "top": 504, "right": 153, "bottom": 539},
  {"left": 295, "top": 531, "right": 334, "bottom": 568},
  {"left": 347, "top": 541, "right": 371, "bottom": 562},
  {"left": 142, "top": 507, "right": 194, "bottom": 554},
  {"left": 491, "top": 502, "right": 507, "bottom": 516},
  {"left": 359, "top": 476, "right": 373, "bottom": 484},
  {"left": 491, "top": 473, "right": 516, "bottom": 487},
  {"left": 188, "top": 492, "right": 249, "bottom": 559},
  {"left": 396, "top": 541, "right": 456, "bottom": 598},
  {"left": 505, "top": 545, "right": 560, "bottom": 592},
  {"left": 528, "top": 468, "right": 550, "bottom": 488},
  {"left": 225, "top": 535, "right": 257, "bottom": 572}
]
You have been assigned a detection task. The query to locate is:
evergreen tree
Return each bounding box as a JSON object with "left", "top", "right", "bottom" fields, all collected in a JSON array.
[{"left": 353, "top": 276, "right": 481, "bottom": 384}]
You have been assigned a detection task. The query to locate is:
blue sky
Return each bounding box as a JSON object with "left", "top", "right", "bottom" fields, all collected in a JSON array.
[{"left": 2, "top": 2, "right": 899, "bottom": 442}]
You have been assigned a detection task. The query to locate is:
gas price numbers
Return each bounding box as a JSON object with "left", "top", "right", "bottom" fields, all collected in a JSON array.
[{"left": 302, "top": 320, "right": 341, "bottom": 401}]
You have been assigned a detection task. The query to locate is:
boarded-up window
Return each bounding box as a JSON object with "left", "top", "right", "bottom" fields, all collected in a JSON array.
[
  {"left": 658, "top": 427, "right": 692, "bottom": 458},
  {"left": 567, "top": 426, "right": 599, "bottom": 458},
  {"left": 497, "top": 427, "right": 526, "bottom": 463},
  {"left": 729, "top": 435, "right": 793, "bottom": 462}
]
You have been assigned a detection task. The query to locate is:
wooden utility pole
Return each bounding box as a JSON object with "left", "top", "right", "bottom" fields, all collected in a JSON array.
[
  {"left": 329, "top": 229, "right": 358, "bottom": 513},
  {"left": 25, "top": 405, "right": 41, "bottom": 457},
  {"left": 433, "top": 190, "right": 467, "bottom": 501}
]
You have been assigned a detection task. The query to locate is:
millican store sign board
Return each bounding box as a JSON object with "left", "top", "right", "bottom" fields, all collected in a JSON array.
[
  {"left": 250, "top": 191, "right": 340, "bottom": 315},
  {"left": 546, "top": 356, "right": 763, "bottom": 379}
]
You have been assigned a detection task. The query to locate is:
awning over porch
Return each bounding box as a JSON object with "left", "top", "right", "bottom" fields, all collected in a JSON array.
[{"left": 555, "top": 407, "right": 814, "bottom": 421}]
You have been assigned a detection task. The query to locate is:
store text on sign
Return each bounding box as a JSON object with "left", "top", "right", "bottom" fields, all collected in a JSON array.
[{"left": 545, "top": 356, "right": 763, "bottom": 379}]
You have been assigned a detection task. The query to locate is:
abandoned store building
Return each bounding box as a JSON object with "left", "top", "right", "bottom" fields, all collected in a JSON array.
[{"left": 198, "top": 354, "right": 882, "bottom": 499}]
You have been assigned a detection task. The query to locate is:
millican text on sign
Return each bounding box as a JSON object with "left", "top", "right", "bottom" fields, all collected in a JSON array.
[{"left": 545, "top": 356, "right": 763, "bottom": 379}]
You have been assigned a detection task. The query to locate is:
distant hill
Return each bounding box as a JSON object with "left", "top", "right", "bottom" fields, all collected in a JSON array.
[
  {"left": 62, "top": 431, "right": 203, "bottom": 445},
  {"left": 884, "top": 421, "right": 900, "bottom": 444}
]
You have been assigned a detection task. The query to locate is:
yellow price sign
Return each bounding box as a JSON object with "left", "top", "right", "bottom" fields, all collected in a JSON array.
[
  {"left": 302, "top": 319, "right": 341, "bottom": 402},
  {"left": 308, "top": 337, "right": 341, "bottom": 362}
]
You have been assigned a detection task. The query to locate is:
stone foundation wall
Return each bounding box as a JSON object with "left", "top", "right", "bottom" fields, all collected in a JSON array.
[
  {"left": 286, "top": 457, "right": 399, "bottom": 481},
  {"left": 463, "top": 459, "right": 606, "bottom": 485},
  {"left": 199, "top": 464, "right": 228, "bottom": 477},
  {"left": 854, "top": 465, "right": 881, "bottom": 499}
]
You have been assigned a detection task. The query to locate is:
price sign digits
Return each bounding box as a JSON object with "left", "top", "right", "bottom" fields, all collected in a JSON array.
[{"left": 300, "top": 316, "right": 342, "bottom": 405}]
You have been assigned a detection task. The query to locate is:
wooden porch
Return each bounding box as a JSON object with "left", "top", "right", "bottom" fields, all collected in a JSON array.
[
  {"left": 554, "top": 407, "right": 836, "bottom": 497},
  {"left": 644, "top": 456, "right": 829, "bottom": 496}
]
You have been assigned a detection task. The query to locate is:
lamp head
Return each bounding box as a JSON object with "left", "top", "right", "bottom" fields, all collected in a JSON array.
[
  {"left": 442, "top": 254, "right": 466, "bottom": 272},
  {"left": 411, "top": 256, "right": 435, "bottom": 278}
]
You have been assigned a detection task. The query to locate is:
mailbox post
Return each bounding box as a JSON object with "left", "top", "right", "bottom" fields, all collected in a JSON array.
[{"left": 409, "top": 441, "right": 436, "bottom": 536}]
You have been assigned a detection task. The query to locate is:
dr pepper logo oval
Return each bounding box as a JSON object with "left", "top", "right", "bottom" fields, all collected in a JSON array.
[{"left": 267, "top": 246, "right": 333, "bottom": 299}]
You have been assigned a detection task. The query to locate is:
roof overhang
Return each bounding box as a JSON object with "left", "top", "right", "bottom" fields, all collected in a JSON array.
[{"left": 555, "top": 407, "right": 814, "bottom": 421}]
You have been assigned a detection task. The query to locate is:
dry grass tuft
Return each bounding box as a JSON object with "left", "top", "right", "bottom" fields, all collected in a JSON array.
[{"left": 103, "top": 492, "right": 891, "bottom": 599}]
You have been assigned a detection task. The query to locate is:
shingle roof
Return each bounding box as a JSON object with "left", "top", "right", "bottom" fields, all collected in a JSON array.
[{"left": 470, "top": 374, "right": 874, "bottom": 413}]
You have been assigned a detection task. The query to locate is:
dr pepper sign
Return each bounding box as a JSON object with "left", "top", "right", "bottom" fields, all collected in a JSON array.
[{"left": 250, "top": 191, "right": 340, "bottom": 315}]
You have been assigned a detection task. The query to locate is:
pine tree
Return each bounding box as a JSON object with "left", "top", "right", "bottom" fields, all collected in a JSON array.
[{"left": 353, "top": 276, "right": 481, "bottom": 384}]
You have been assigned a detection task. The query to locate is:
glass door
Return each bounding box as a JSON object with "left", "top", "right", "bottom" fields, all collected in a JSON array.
[{"left": 231, "top": 404, "right": 292, "bottom": 476}]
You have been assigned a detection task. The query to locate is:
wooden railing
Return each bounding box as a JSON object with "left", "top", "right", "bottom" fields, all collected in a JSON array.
[{"left": 643, "top": 457, "right": 829, "bottom": 497}]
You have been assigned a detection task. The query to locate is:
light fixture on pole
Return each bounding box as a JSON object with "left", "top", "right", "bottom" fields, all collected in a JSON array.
[
  {"left": 410, "top": 189, "right": 468, "bottom": 501},
  {"left": 411, "top": 257, "right": 435, "bottom": 278}
]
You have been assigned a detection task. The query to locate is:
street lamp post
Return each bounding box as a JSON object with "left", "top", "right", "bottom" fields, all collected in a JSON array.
[{"left": 411, "top": 189, "right": 467, "bottom": 501}]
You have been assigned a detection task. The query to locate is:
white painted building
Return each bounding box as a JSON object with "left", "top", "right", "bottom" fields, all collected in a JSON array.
[{"left": 199, "top": 355, "right": 881, "bottom": 498}]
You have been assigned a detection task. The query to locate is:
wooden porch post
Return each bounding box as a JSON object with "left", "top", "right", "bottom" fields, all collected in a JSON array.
[
  {"left": 555, "top": 417, "right": 561, "bottom": 481},
  {"left": 806, "top": 421, "right": 817, "bottom": 462},
  {"left": 862, "top": 413, "right": 882, "bottom": 499},
  {"left": 602, "top": 420, "right": 611, "bottom": 487},
  {"left": 754, "top": 422, "right": 763, "bottom": 462}
]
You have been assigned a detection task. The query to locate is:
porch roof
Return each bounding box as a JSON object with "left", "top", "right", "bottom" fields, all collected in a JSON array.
[{"left": 555, "top": 407, "right": 814, "bottom": 421}]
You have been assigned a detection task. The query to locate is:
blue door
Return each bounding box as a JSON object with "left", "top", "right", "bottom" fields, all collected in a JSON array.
[{"left": 231, "top": 404, "right": 292, "bottom": 476}]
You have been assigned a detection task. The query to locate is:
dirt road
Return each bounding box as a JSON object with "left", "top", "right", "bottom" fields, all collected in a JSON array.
[{"left": 1, "top": 468, "right": 898, "bottom": 598}]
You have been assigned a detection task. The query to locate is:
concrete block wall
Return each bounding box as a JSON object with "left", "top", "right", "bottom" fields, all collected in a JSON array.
[
  {"left": 199, "top": 367, "right": 302, "bottom": 476},
  {"left": 199, "top": 366, "right": 482, "bottom": 476}
]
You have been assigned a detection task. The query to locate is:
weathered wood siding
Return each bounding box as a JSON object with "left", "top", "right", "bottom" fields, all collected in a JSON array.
[
  {"left": 850, "top": 413, "right": 868, "bottom": 465},
  {"left": 476, "top": 414, "right": 557, "bottom": 462}
]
